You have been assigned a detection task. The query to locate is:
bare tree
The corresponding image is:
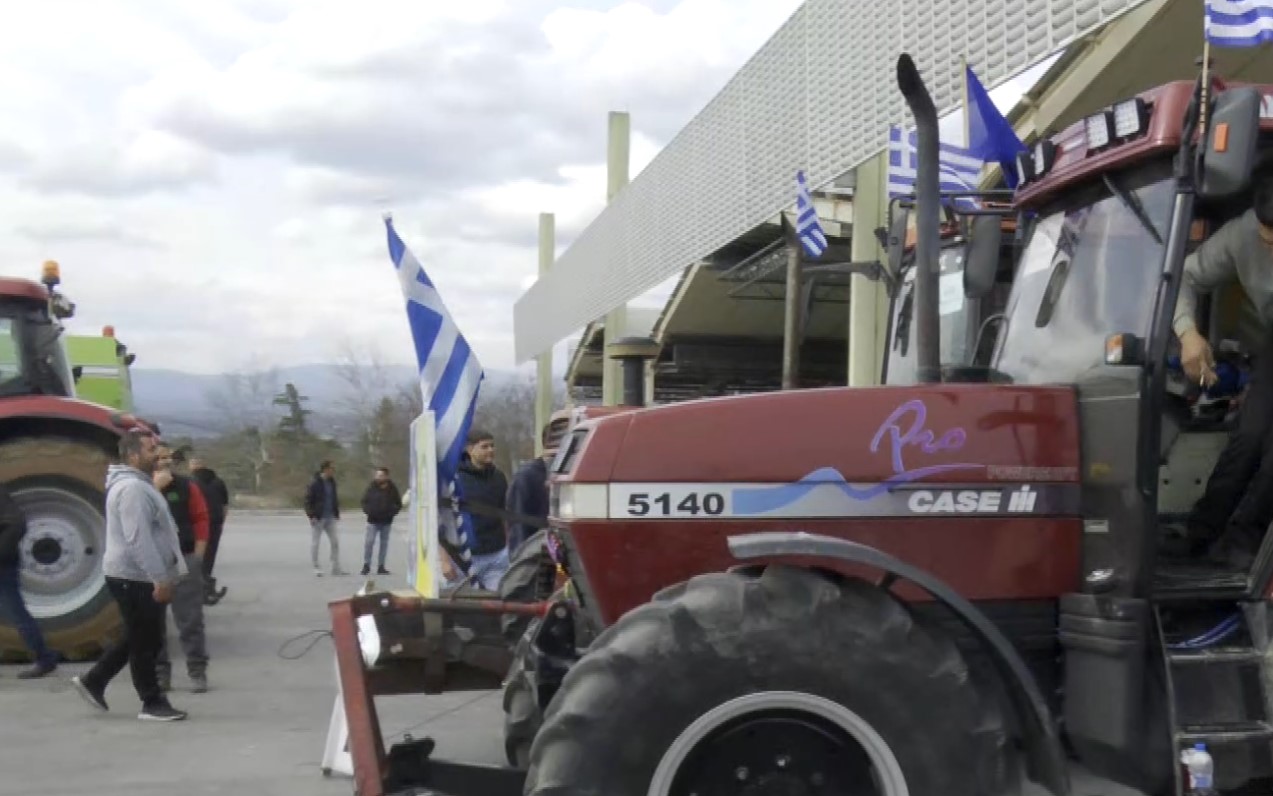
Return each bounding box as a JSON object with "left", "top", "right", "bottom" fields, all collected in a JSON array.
[{"left": 205, "top": 354, "right": 282, "bottom": 432}]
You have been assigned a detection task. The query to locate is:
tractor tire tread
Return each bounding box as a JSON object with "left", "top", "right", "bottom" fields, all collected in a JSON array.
[{"left": 525, "top": 565, "right": 1014, "bottom": 796}]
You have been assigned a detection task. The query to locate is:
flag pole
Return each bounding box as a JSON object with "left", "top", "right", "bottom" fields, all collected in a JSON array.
[
  {"left": 960, "top": 56, "right": 971, "bottom": 150},
  {"left": 1200, "top": 14, "right": 1213, "bottom": 131}
]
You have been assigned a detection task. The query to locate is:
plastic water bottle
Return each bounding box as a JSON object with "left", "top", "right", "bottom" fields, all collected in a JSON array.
[{"left": 1181, "top": 743, "right": 1217, "bottom": 795}]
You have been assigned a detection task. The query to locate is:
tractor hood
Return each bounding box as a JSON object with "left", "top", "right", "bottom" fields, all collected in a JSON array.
[{"left": 555, "top": 384, "right": 1081, "bottom": 519}]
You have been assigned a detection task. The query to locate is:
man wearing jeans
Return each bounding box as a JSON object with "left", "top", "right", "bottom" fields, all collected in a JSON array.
[
  {"left": 456, "top": 429, "right": 510, "bottom": 590},
  {"left": 0, "top": 481, "right": 57, "bottom": 679},
  {"left": 72, "top": 431, "right": 188, "bottom": 722},
  {"left": 360, "top": 467, "right": 402, "bottom": 576},
  {"left": 153, "top": 444, "right": 211, "bottom": 694},
  {"left": 304, "top": 461, "right": 345, "bottom": 576}
]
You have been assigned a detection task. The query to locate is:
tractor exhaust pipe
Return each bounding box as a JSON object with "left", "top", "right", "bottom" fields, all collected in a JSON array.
[
  {"left": 606, "top": 336, "right": 661, "bottom": 407},
  {"left": 896, "top": 54, "right": 941, "bottom": 384}
]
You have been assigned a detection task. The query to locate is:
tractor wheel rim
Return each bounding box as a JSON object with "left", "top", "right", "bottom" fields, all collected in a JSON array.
[
  {"left": 647, "top": 690, "right": 909, "bottom": 796},
  {"left": 14, "top": 485, "right": 105, "bottom": 620}
]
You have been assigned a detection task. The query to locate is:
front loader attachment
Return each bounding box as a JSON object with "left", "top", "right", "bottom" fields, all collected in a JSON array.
[{"left": 329, "top": 588, "right": 542, "bottom": 796}]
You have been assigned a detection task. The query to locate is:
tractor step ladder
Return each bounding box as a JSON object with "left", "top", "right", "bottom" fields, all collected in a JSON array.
[{"left": 1155, "top": 600, "right": 1273, "bottom": 796}]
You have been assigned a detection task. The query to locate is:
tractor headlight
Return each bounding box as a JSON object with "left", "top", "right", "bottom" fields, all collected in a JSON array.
[
  {"left": 1085, "top": 110, "right": 1114, "bottom": 150},
  {"left": 552, "top": 483, "right": 608, "bottom": 520},
  {"left": 1113, "top": 98, "right": 1149, "bottom": 139},
  {"left": 1033, "top": 140, "right": 1057, "bottom": 179}
]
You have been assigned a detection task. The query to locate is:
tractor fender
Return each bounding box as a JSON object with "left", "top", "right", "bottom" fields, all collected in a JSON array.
[
  {"left": 0, "top": 395, "right": 151, "bottom": 451},
  {"left": 0, "top": 397, "right": 130, "bottom": 459},
  {"left": 727, "top": 530, "right": 1071, "bottom": 796}
]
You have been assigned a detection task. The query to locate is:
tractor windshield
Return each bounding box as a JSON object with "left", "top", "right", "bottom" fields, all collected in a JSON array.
[
  {"left": 884, "top": 245, "right": 972, "bottom": 384},
  {"left": 0, "top": 304, "right": 74, "bottom": 398},
  {"left": 991, "top": 166, "right": 1176, "bottom": 385}
]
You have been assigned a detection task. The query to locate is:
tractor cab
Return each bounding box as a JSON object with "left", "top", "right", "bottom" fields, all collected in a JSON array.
[
  {"left": 0, "top": 261, "right": 76, "bottom": 400},
  {"left": 882, "top": 205, "right": 1017, "bottom": 385},
  {"left": 979, "top": 80, "right": 1273, "bottom": 601}
]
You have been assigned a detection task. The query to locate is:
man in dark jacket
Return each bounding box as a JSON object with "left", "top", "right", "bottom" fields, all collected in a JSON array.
[
  {"left": 304, "top": 460, "right": 345, "bottom": 577},
  {"left": 0, "top": 481, "right": 57, "bottom": 678},
  {"left": 504, "top": 419, "right": 567, "bottom": 552},
  {"left": 360, "top": 467, "right": 402, "bottom": 576},
  {"left": 455, "top": 428, "right": 509, "bottom": 590},
  {"left": 189, "top": 457, "right": 230, "bottom": 605},
  {"left": 153, "top": 444, "right": 211, "bottom": 694}
]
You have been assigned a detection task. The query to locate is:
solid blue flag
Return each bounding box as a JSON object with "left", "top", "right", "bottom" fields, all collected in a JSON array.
[{"left": 965, "top": 65, "right": 1028, "bottom": 188}]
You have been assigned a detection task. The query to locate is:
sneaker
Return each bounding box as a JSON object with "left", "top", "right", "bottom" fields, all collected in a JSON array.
[
  {"left": 360, "top": 565, "right": 370, "bottom": 576},
  {"left": 139, "top": 703, "right": 187, "bottom": 722},
  {"left": 71, "top": 675, "right": 108, "bottom": 712},
  {"left": 377, "top": 566, "right": 390, "bottom": 576},
  {"left": 17, "top": 660, "right": 57, "bottom": 680},
  {"left": 190, "top": 674, "right": 208, "bottom": 694},
  {"left": 314, "top": 567, "right": 323, "bottom": 577},
  {"left": 332, "top": 568, "right": 346, "bottom": 577}
]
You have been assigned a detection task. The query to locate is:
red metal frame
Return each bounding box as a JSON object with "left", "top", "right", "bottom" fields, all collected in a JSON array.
[{"left": 328, "top": 592, "right": 551, "bottom": 796}]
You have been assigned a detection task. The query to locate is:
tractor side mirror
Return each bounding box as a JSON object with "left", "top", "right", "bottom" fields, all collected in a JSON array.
[
  {"left": 1200, "top": 87, "right": 1262, "bottom": 200},
  {"left": 963, "top": 215, "right": 1003, "bottom": 299},
  {"left": 885, "top": 208, "right": 909, "bottom": 281},
  {"left": 71, "top": 365, "right": 83, "bottom": 382}
]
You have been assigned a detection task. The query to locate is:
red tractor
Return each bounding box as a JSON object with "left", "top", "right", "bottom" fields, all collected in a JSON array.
[
  {"left": 330, "top": 54, "right": 1273, "bottom": 796},
  {"left": 0, "top": 262, "right": 155, "bottom": 660}
]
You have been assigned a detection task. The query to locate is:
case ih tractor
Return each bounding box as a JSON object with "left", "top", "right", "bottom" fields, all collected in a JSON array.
[
  {"left": 0, "top": 262, "right": 154, "bottom": 661},
  {"left": 329, "top": 54, "right": 1273, "bottom": 796}
]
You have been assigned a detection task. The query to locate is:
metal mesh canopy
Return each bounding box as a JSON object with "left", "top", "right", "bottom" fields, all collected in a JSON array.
[{"left": 513, "top": 0, "right": 1153, "bottom": 363}]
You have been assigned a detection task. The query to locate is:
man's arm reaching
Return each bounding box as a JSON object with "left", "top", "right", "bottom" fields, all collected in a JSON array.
[{"left": 1174, "top": 220, "right": 1243, "bottom": 339}]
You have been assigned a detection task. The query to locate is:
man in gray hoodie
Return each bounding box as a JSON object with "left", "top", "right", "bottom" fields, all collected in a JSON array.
[{"left": 71, "top": 430, "right": 189, "bottom": 722}]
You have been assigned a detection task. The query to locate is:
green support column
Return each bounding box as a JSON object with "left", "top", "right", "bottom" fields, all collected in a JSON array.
[
  {"left": 534, "top": 212, "right": 555, "bottom": 455},
  {"left": 602, "top": 111, "right": 632, "bottom": 406},
  {"left": 848, "top": 152, "right": 889, "bottom": 387}
]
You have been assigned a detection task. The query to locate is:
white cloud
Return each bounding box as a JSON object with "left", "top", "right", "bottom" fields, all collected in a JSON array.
[{"left": 0, "top": 0, "right": 802, "bottom": 375}]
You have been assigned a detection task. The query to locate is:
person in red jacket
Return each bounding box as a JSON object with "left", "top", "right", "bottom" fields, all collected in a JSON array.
[{"left": 152, "top": 444, "right": 211, "bottom": 693}]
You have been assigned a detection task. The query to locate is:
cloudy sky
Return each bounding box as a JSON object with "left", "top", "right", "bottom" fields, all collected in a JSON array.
[
  {"left": 0, "top": 0, "right": 814, "bottom": 375},
  {"left": 2, "top": 0, "right": 1056, "bottom": 378}
]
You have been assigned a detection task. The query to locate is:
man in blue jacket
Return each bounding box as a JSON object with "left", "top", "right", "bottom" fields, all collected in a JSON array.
[
  {"left": 504, "top": 419, "right": 567, "bottom": 552},
  {"left": 304, "top": 461, "right": 345, "bottom": 577}
]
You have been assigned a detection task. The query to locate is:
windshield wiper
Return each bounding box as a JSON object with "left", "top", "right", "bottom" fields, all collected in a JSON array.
[{"left": 1102, "top": 174, "right": 1164, "bottom": 246}]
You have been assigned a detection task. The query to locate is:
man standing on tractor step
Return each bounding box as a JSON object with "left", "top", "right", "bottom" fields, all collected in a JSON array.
[
  {"left": 1175, "top": 165, "right": 1273, "bottom": 569},
  {"left": 189, "top": 456, "right": 230, "bottom": 606},
  {"left": 305, "top": 461, "right": 345, "bottom": 576},
  {"left": 152, "top": 443, "right": 211, "bottom": 694},
  {"left": 72, "top": 430, "right": 188, "bottom": 722},
  {"left": 360, "top": 466, "right": 402, "bottom": 576},
  {"left": 0, "top": 481, "right": 57, "bottom": 679},
  {"left": 456, "top": 429, "right": 510, "bottom": 590}
]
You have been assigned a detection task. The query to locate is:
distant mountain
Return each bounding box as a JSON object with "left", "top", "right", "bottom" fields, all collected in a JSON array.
[{"left": 132, "top": 364, "right": 529, "bottom": 439}]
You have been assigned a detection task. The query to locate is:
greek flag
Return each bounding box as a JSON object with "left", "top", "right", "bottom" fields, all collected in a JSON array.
[
  {"left": 385, "top": 216, "right": 483, "bottom": 569},
  {"left": 887, "top": 126, "right": 983, "bottom": 206},
  {"left": 795, "top": 170, "right": 828, "bottom": 258},
  {"left": 1206, "top": 0, "right": 1273, "bottom": 47}
]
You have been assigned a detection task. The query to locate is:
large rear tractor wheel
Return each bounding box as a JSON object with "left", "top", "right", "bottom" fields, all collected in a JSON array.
[
  {"left": 0, "top": 437, "right": 119, "bottom": 662},
  {"left": 524, "top": 565, "right": 1017, "bottom": 796}
]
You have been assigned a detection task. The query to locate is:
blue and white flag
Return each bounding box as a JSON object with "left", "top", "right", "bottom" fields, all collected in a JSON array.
[
  {"left": 1206, "top": 0, "right": 1273, "bottom": 47},
  {"left": 385, "top": 215, "right": 484, "bottom": 569},
  {"left": 965, "top": 66, "right": 1028, "bottom": 189},
  {"left": 795, "top": 170, "right": 828, "bottom": 258},
  {"left": 887, "top": 126, "right": 983, "bottom": 206}
]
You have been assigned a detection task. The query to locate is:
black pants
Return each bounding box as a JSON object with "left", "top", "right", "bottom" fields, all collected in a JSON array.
[
  {"left": 202, "top": 520, "right": 224, "bottom": 579},
  {"left": 82, "top": 577, "right": 168, "bottom": 709},
  {"left": 1190, "top": 337, "right": 1273, "bottom": 551}
]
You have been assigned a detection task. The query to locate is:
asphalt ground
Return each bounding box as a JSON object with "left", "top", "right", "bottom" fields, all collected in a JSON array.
[{"left": 0, "top": 511, "right": 504, "bottom": 796}]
